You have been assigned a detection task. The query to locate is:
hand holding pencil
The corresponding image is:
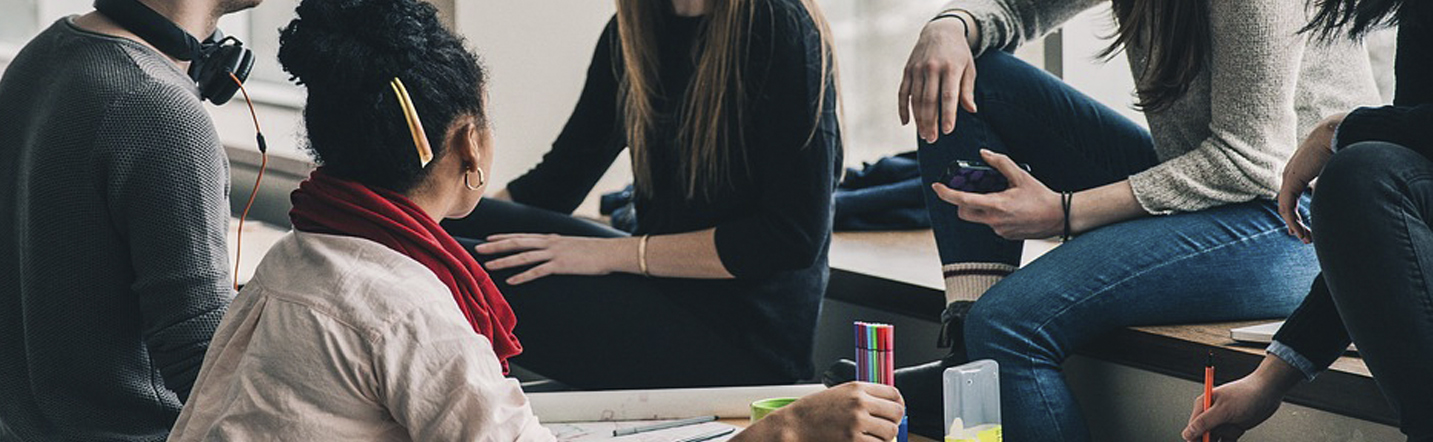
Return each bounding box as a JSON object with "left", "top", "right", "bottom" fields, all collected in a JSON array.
[
  {"left": 1182, "top": 354, "right": 1303, "bottom": 441},
  {"left": 1204, "top": 353, "right": 1214, "bottom": 442}
]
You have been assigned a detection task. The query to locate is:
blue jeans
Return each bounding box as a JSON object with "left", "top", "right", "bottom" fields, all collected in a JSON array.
[{"left": 918, "top": 51, "right": 1319, "bottom": 441}]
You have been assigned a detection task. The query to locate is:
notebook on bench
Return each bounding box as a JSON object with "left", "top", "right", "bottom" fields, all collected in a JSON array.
[{"left": 1230, "top": 321, "right": 1358, "bottom": 353}]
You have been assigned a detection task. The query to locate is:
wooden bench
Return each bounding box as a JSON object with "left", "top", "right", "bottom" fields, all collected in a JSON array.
[
  {"left": 825, "top": 229, "right": 1393, "bottom": 427},
  {"left": 1085, "top": 322, "right": 1390, "bottom": 426},
  {"left": 233, "top": 221, "right": 1389, "bottom": 426}
]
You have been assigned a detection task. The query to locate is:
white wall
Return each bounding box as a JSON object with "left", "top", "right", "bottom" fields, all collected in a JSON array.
[
  {"left": 1059, "top": 8, "right": 1144, "bottom": 126},
  {"left": 456, "top": 1, "right": 624, "bottom": 212},
  {"left": 824, "top": 0, "right": 949, "bottom": 165},
  {"left": 824, "top": 0, "right": 1052, "bottom": 165}
]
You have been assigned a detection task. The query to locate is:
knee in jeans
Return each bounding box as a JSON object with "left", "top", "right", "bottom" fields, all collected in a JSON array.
[
  {"left": 963, "top": 292, "right": 1030, "bottom": 358},
  {"left": 962, "top": 279, "right": 1075, "bottom": 367},
  {"left": 969, "top": 51, "right": 1033, "bottom": 96},
  {"left": 1322, "top": 142, "right": 1419, "bottom": 194},
  {"left": 971, "top": 50, "right": 1022, "bottom": 78},
  {"left": 1316, "top": 142, "right": 1420, "bottom": 212}
]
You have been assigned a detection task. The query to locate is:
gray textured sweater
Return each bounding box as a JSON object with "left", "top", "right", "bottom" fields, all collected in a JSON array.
[
  {"left": 0, "top": 19, "right": 231, "bottom": 441},
  {"left": 949, "top": 0, "right": 1382, "bottom": 213}
]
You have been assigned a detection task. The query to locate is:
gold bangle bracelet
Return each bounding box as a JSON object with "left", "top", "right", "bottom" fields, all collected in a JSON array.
[{"left": 638, "top": 235, "right": 651, "bottom": 277}]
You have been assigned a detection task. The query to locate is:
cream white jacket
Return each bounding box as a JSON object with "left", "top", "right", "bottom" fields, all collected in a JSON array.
[{"left": 169, "top": 231, "right": 552, "bottom": 441}]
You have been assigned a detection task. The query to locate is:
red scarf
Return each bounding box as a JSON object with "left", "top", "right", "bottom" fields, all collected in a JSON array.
[{"left": 289, "top": 168, "right": 521, "bottom": 373}]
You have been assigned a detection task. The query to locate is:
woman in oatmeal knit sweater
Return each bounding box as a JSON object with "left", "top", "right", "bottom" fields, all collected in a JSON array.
[{"left": 876, "top": 0, "right": 1383, "bottom": 439}]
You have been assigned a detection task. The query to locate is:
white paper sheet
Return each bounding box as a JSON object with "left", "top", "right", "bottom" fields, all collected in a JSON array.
[
  {"left": 544, "top": 420, "right": 739, "bottom": 442},
  {"left": 528, "top": 384, "right": 826, "bottom": 422}
]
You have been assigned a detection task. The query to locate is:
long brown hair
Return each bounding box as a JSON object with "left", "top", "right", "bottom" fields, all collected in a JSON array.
[
  {"left": 615, "top": 0, "right": 838, "bottom": 199},
  {"left": 1099, "top": 0, "right": 1210, "bottom": 112}
]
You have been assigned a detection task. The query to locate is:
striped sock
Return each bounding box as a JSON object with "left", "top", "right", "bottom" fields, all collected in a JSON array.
[{"left": 942, "top": 262, "right": 1017, "bottom": 304}]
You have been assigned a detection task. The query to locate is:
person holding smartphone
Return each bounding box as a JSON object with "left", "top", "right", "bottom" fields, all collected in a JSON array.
[
  {"left": 854, "top": 0, "right": 1385, "bottom": 439},
  {"left": 1185, "top": 1, "right": 1433, "bottom": 440}
]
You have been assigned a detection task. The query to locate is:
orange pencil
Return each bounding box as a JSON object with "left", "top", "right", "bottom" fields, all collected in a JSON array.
[{"left": 1203, "top": 352, "right": 1214, "bottom": 442}]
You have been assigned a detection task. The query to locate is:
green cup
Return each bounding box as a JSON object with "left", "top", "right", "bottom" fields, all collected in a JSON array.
[{"left": 750, "top": 397, "right": 799, "bottom": 423}]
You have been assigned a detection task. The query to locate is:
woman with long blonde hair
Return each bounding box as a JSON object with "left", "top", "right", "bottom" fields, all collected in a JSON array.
[{"left": 442, "top": 0, "right": 842, "bottom": 389}]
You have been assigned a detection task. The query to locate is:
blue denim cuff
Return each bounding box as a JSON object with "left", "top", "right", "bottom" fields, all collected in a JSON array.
[{"left": 1268, "top": 340, "right": 1321, "bottom": 381}]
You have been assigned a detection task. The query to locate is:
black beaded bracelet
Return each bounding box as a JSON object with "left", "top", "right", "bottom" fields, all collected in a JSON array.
[
  {"left": 1060, "top": 191, "right": 1073, "bottom": 242},
  {"left": 930, "top": 12, "right": 972, "bottom": 40}
]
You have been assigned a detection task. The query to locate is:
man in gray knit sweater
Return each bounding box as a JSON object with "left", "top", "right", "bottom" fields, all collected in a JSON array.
[{"left": 0, "top": 1, "right": 258, "bottom": 440}]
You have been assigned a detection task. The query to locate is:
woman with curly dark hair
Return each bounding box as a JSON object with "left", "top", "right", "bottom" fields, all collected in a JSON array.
[{"left": 168, "top": 1, "right": 903, "bottom": 440}]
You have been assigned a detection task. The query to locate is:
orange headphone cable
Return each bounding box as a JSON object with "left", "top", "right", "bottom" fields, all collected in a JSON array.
[{"left": 229, "top": 72, "right": 267, "bottom": 290}]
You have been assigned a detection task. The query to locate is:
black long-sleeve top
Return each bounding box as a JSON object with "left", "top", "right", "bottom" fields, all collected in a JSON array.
[
  {"left": 1334, "top": 3, "right": 1433, "bottom": 156},
  {"left": 1272, "top": 3, "right": 1433, "bottom": 378},
  {"left": 504, "top": 0, "right": 841, "bottom": 380}
]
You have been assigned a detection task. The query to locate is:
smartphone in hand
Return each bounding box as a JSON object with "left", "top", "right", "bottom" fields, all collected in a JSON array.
[{"left": 939, "top": 159, "right": 1032, "bottom": 194}]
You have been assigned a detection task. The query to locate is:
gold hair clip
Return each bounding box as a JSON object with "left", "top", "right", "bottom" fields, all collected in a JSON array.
[{"left": 389, "top": 77, "right": 433, "bottom": 167}]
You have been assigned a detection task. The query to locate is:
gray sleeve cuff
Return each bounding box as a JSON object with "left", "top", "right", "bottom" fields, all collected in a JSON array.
[
  {"left": 1268, "top": 340, "right": 1321, "bottom": 381},
  {"left": 938, "top": 0, "right": 1002, "bottom": 58}
]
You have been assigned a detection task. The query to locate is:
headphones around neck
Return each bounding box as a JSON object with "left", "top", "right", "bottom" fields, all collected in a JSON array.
[{"left": 93, "top": 0, "right": 254, "bottom": 105}]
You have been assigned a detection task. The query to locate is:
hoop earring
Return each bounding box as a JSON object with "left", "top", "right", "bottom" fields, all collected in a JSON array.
[{"left": 464, "top": 168, "right": 486, "bottom": 190}]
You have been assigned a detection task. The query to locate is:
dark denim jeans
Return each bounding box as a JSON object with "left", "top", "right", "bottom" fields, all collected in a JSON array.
[
  {"left": 918, "top": 51, "right": 1319, "bottom": 441},
  {"left": 1313, "top": 142, "right": 1433, "bottom": 441}
]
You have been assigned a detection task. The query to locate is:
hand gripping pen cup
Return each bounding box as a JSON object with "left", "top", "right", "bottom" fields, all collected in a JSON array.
[
  {"left": 855, "top": 322, "right": 907, "bottom": 442},
  {"left": 944, "top": 360, "right": 1003, "bottom": 442}
]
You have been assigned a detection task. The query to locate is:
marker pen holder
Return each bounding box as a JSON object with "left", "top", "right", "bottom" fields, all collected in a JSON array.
[{"left": 854, "top": 322, "right": 904, "bottom": 442}]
